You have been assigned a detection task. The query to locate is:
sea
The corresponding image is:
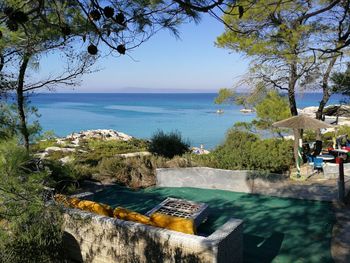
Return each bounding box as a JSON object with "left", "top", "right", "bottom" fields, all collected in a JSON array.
[{"left": 17, "top": 93, "right": 347, "bottom": 150}]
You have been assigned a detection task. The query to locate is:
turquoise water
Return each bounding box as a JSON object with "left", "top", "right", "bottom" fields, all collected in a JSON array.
[{"left": 28, "top": 93, "right": 345, "bottom": 149}]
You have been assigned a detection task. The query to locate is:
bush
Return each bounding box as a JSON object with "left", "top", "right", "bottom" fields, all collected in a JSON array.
[
  {"left": 193, "top": 130, "right": 293, "bottom": 173},
  {"left": 73, "top": 138, "right": 149, "bottom": 166},
  {"left": 149, "top": 130, "right": 190, "bottom": 158},
  {"left": 0, "top": 206, "right": 64, "bottom": 263},
  {"left": 96, "top": 154, "right": 194, "bottom": 188},
  {"left": 0, "top": 139, "right": 65, "bottom": 262},
  {"left": 43, "top": 159, "right": 95, "bottom": 193}
]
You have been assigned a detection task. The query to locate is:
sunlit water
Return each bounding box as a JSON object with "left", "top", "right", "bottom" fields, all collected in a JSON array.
[{"left": 22, "top": 93, "right": 346, "bottom": 149}]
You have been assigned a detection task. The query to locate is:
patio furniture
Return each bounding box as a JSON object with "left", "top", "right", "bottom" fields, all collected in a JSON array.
[
  {"left": 331, "top": 149, "right": 349, "bottom": 156},
  {"left": 307, "top": 155, "right": 314, "bottom": 164},
  {"left": 314, "top": 157, "right": 324, "bottom": 172},
  {"left": 306, "top": 155, "right": 316, "bottom": 177},
  {"left": 273, "top": 115, "right": 332, "bottom": 177},
  {"left": 312, "top": 140, "right": 323, "bottom": 157},
  {"left": 316, "top": 154, "right": 335, "bottom": 162}
]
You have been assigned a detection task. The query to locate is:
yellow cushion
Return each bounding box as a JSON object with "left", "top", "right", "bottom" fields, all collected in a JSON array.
[
  {"left": 54, "top": 194, "right": 79, "bottom": 208},
  {"left": 113, "top": 207, "right": 153, "bottom": 225},
  {"left": 54, "top": 194, "right": 113, "bottom": 217},
  {"left": 76, "top": 200, "right": 113, "bottom": 217},
  {"left": 150, "top": 213, "right": 196, "bottom": 235}
]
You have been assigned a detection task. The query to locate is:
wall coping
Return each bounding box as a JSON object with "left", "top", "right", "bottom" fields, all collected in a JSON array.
[{"left": 64, "top": 207, "right": 242, "bottom": 247}]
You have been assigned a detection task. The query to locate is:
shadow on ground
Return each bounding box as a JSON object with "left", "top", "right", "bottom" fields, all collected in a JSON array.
[{"left": 84, "top": 185, "right": 335, "bottom": 263}]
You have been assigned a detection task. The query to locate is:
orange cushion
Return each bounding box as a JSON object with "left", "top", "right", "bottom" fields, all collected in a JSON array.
[
  {"left": 150, "top": 213, "right": 196, "bottom": 235},
  {"left": 113, "top": 207, "right": 153, "bottom": 225},
  {"left": 76, "top": 200, "right": 113, "bottom": 217},
  {"left": 54, "top": 194, "right": 113, "bottom": 217},
  {"left": 54, "top": 194, "right": 79, "bottom": 208}
]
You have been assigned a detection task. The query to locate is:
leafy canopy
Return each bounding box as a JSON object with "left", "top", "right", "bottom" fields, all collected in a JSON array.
[{"left": 253, "top": 90, "right": 291, "bottom": 132}]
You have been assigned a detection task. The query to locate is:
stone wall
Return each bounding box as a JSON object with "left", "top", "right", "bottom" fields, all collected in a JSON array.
[
  {"left": 156, "top": 167, "right": 350, "bottom": 201},
  {"left": 63, "top": 208, "right": 243, "bottom": 263}
]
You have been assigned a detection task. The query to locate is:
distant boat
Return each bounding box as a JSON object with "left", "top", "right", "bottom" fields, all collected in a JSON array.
[
  {"left": 240, "top": 108, "right": 254, "bottom": 113},
  {"left": 216, "top": 109, "right": 224, "bottom": 114}
]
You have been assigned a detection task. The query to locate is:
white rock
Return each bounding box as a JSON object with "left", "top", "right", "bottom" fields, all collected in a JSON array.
[
  {"left": 60, "top": 156, "right": 73, "bottom": 164},
  {"left": 45, "top": 146, "right": 75, "bottom": 153},
  {"left": 117, "top": 152, "right": 152, "bottom": 158},
  {"left": 35, "top": 152, "right": 48, "bottom": 159},
  {"left": 299, "top": 106, "right": 318, "bottom": 116},
  {"left": 56, "top": 139, "right": 66, "bottom": 145},
  {"left": 191, "top": 147, "right": 210, "bottom": 155},
  {"left": 283, "top": 135, "right": 295, "bottom": 140},
  {"left": 65, "top": 129, "right": 133, "bottom": 141}
]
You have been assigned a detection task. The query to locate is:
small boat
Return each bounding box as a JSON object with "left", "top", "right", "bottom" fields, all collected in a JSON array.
[
  {"left": 240, "top": 108, "right": 254, "bottom": 113},
  {"left": 216, "top": 109, "right": 224, "bottom": 114}
]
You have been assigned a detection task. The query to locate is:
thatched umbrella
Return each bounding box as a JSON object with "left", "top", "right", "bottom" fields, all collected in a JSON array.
[{"left": 273, "top": 115, "right": 332, "bottom": 177}]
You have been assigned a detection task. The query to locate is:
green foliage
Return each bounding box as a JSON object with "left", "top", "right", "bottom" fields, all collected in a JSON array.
[
  {"left": 232, "top": 121, "right": 256, "bottom": 133},
  {"left": 149, "top": 130, "right": 190, "bottom": 158},
  {"left": 337, "top": 126, "right": 350, "bottom": 137},
  {"left": 216, "top": 1, "right": 312, "bottom": 59},
  {"left": 194, "top": 130, "right": 294, "bottom": 173},
  {"left": 0, "top": 103, "right": 17, "bottom": 139},
  {"left": 252, "top": 90, "right": 291, "bottom": 136},
  {"left": 87, "top": 138, "right": 148, "bottom": 155},
  {"left": 99, "top": 157, "right": 126, "bottom": 177},
  {"left": 215, "top": 0, "right": 345, "bottom": 119},
  {"left": 214, "top": 85, "right": 265, "bottom": 109},
  {"left": 0, "top": 206, "right": 64, "bottom": 263},
  {"left": 225, "top": 90, "right": 291, "bottom": 137},
  {"left": 30, "top": 139, "right": 58, "bottom": 153},
  {"left": 214, "top": 88, "right": 236, "bottom": 104},
  {"left": 0, "top": 139, "right": 64, "bottom": 262},
  {"left": 97, "top": 154, "right": 193, "bottom": 188},
  {"left": 97, "top": 155, "right": 158, "bottom": 187},
  {"left": 29, "top": 137, "right": 152, "bottom": 190},
  {"left": 76, "top": 138, "right": 149, "bottom": 165},
  {"left": 331, "top": 65, "right": 350, "bottom": 99},
  {"left": 0, "top": 102, "right": 42, "bottom": 143}
]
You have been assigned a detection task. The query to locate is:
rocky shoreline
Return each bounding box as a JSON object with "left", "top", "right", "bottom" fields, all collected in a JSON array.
[
  {"left": 298, "top": 105, "right": 350, "bottom": 131},
  {"left": 37, "top": 129, "right": 210, "bottom": 161}
]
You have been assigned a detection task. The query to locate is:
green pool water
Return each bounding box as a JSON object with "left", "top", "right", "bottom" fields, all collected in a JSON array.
[{"left": 88, "top": 186, "right": 335, "bottom": 263}]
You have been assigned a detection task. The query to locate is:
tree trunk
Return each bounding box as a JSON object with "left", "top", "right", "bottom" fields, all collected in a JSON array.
[
  {"left": 288, "top": 62, "right": 300, "bottom": 164},
  {"left": 316, "top": 56, "right": 338, "bottom": 120},
  {"left": 17, "top": 53, "right": 31, "bottom": 151}
]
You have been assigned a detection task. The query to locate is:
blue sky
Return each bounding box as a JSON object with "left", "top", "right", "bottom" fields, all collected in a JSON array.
[{"left": 40, "top": 14, "right": 249, "bottom": 93}]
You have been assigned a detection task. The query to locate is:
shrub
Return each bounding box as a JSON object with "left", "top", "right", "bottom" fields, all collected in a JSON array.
[
  {"left": 73, "top": 138, "right": 149, "bottom": 166},
  {"left": 43, "top": 159, "right": 95, "bottom": 193},
  {"left": 193, "top": 130, "right": 293, "bottom": 173},
  {"left": 0, "top": 206, "right": 64, "bottom": 263},
  {"left": 149, "top": 130, "right": 190, "bottom": 158},
  {"left": 0, "top": 139, "right": 65, "bottom": 262},
  {"left": 99, "top": 157, "right": 126, "bottom": 177},
  {"left": 96, "top": 154, "right": 193, "bottom": 188},
  {"left": 95, "top": 156, "right": 151, "bottom": 187}
]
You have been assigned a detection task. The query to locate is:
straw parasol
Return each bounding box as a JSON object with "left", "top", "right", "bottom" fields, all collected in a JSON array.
[
  {"left": 272, "top": 115, "right": 332, "bottom": 130},
  {"left": 273, "top": 115, "right": 333, "bottom": 177}
]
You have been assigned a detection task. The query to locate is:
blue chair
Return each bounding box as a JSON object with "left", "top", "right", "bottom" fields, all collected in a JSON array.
[
  {"left": 314, "top": 157, "right": 324, "bottom": 172},
  {"left": 307, "top": 155, "right": 314, "bottom": 164},
  {"left": 306, "top": 155, "right": 315, "bottom": 176}
]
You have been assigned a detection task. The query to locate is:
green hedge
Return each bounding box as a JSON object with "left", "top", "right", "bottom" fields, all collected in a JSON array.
[{"left": 194, "top": 130, "right": 294, "bottom": 173}]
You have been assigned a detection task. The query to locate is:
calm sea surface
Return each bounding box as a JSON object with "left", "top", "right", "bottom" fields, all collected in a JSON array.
[{"left": 23, "top": 93, "right": 346, "bottom": 149}]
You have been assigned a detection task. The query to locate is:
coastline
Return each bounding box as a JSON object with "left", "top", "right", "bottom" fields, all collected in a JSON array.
[{"left": 23, "top": 93, "right": 349, "bottom": 149}]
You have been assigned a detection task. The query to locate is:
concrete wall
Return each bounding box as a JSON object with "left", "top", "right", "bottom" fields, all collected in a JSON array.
[
  {"left": 156, "top": 167, "right": 350, "bottom": 201},
  {"left": 63, "top": 208, "right": 243, "bottom": 263}
]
